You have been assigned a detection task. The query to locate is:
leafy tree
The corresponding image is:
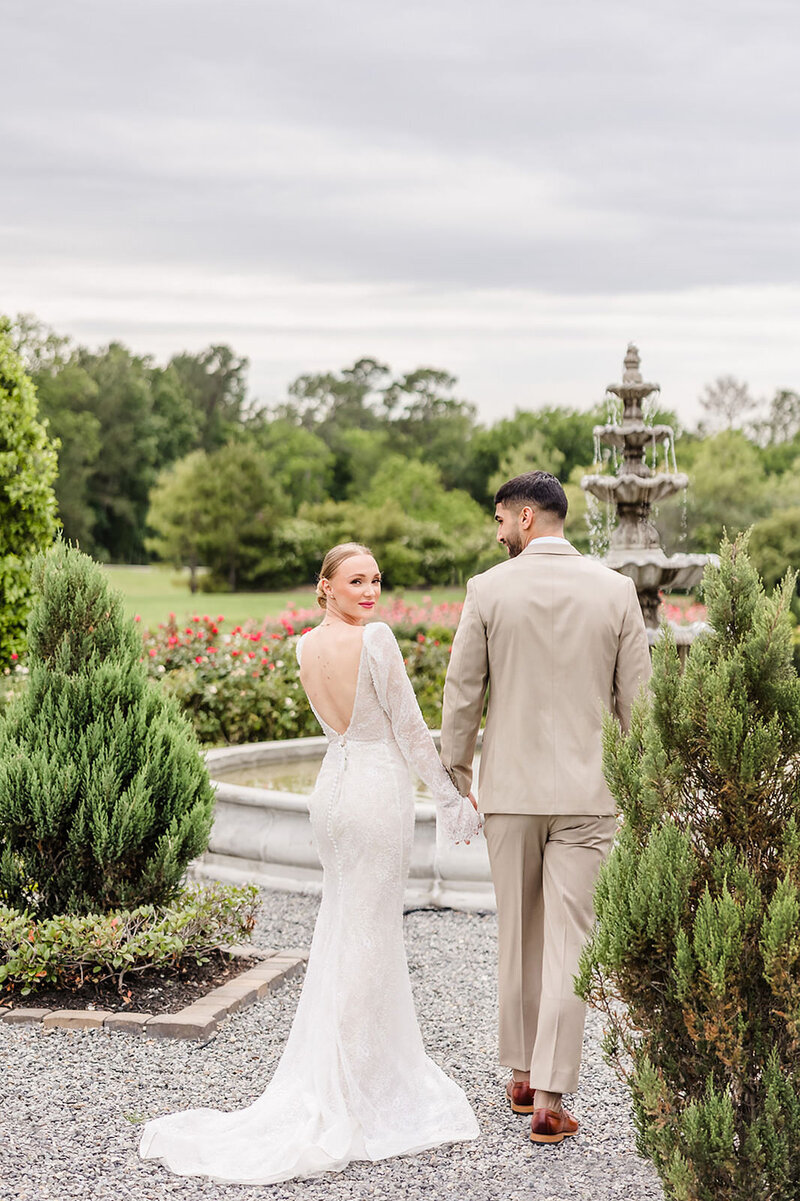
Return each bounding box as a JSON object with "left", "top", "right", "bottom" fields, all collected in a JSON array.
[
  {"left": 766, "top": 389, "right": 800, "bottom": 443},
  {"left": 488, "top": 430, "right": 566, "bottom": 497},
  {"left": 9, "top": 313, "right": 72, "bottom": 375},
  {"left": 282, "top": 357, "right": 389, "bottom": 432},
  {"left": 168, "top": 345, "right": 249, "bottom": 452},
  {"left": 301, "top": 456, "right": 497, "bottom": 587},
  {"left": 579, "top": 536, "right": 800, "bottom": 1201},
  {"left": 383, "top": 368, "right": 477, "bottom": 490},
  {"left": 750, "top": 508, "right": 800, "bottom": 621},
  {"left": 0, "top": 322, "right": 59, "bottom": 666},
  {"left": 680, "top": 431, "right": 770, "bottom": 553},
  {"left": 30, "top": 362, "right": 101, "bottom": 549},
  {"left": 562, "top": 464, "right": 596, "bottom": 554},
  {"left": 280, "top": 360, "right": 477, "bottom": 497},
  {"left": 248, "top": 417, "right": 334, "bottom": 508},
  {"left": 147, "top": 442, "right": 289, "bottom": 590},
  {"left": 146, "top": 451, "right": 209, "bottom": 593},
  {"left": 338, "top": 428, "right": 391, "bottom": 500},
  {"left": 283, "top": 359, "right": 390, "bottom": 499},
  {"left": 249, "top": 516, "right": 328, "bottom": 590},
  {"left": 754, "top": 391, "right": 800, "bottom": 475},
  {"left": 698, "top": 375, "right": 759, "bottom": 433},
  {"left": 0, "top": 542, "right": 215, "bottom": 916},
  {"left": 74, "top": 343, "right": 161, "bottom": 562},
  {"left": 149, "top": 364, "right": 201, "bottom": 469},
  {"left": 364, "top": 455, "right": 486, "bottom": 531},
  {"left": 11, "top": 318, "right": 205, "bottom": 557},
  {"left": 10, "top": 314, "right": 102, "bottom": 550},
  {"left": 465, "top": 406, "right": 603, "bottom": 504}
]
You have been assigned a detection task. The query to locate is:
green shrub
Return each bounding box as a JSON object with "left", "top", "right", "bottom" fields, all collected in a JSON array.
[
  {"left": 578, "top": 535, "right": 800, "bottom": 1201},
  {"left": 0, "top": 542, "right": 216, "bottom": 916},
  {"left": 0, "top": 882, "right": 259, "bottom": 995},
  {"left": 0, "top": 321, "right": 59, "bottom": 667}
]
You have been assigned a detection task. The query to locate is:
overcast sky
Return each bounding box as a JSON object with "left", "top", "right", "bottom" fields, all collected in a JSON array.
[{"left": 3, "top": 0, "right": 799, "bottom": 428}]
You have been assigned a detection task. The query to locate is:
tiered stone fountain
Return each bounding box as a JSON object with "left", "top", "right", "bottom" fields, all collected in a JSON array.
[{"left": 581, "top": 344, "right": 714, "bottom": 640}]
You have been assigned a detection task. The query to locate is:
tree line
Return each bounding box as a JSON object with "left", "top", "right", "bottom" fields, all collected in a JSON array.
[{"left": 8, "top": 315, "right": 800, "bottom": 599}]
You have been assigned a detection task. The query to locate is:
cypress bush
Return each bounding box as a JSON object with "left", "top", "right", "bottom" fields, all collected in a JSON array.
[
  {"left": 578, "top": 534, "right": 800, "bottom": 1201},
  {"left": 0, "top": 542, "right": 216, "bottom": 917}
]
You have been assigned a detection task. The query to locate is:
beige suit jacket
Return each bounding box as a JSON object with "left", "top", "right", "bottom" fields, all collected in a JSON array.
[{"left": 440, "top": 541, "right": 652, "bottom": 816}]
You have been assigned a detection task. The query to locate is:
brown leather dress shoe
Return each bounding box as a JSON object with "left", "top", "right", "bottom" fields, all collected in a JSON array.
[
  {"left": 505, "top": 1080, "right": 535, "bottom": 1113},
  {"left": 529, "top": 1106, "right": 579, "bottom": 1144}
]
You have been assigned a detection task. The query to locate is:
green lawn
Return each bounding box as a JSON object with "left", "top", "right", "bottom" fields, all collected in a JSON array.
[{"left": 101, "top": 566, "right": 466, "bottom": 631}]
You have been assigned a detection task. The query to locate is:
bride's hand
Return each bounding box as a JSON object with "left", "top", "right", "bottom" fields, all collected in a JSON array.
[{"left": 458, "top": 792, "right": 481, "bottom": 844}]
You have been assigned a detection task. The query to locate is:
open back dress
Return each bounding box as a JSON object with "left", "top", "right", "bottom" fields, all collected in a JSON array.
[{"left": 139, "top": 621, "right": 480, "bottom": 1185}]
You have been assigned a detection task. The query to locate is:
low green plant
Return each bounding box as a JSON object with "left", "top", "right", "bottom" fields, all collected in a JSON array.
[{"left": 0, "top": 882, "right": 259, "bottom": 995}]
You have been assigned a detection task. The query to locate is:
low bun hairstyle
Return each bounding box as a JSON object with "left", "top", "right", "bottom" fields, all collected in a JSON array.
[{"left": 316, "top": 542, "right": 374, "bottom": 608}]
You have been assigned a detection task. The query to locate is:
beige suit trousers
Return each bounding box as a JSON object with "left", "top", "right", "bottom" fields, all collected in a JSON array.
[{"left": 484, "top": 812, "right": 615, "bottom": 1095}]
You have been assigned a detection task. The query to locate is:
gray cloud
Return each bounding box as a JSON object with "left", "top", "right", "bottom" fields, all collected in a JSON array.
[
  {"left": 2, "top": 1, "right": 798, "bottom": 418},
  {"left": 5, "top": 0, "right": 799, "bottom": 289}
]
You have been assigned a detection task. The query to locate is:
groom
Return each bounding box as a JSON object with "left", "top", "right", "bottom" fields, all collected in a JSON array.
[{"left": 441, "top": 471, "right": 651, "bottom": 1144}]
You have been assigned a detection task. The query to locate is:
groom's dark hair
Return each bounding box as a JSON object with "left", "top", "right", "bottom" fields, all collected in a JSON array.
[{"left": 494, "top": 471, "right": 568, "bottom": 520}]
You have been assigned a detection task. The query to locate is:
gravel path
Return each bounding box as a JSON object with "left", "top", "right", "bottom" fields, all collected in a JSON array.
[{"left": 2, "top": 890, "right": 664, "bottom": 1201}]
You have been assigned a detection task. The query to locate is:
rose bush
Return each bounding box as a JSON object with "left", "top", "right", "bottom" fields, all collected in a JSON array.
[{"left": 140, "top": 600, "right": 462, "bottom": 745}]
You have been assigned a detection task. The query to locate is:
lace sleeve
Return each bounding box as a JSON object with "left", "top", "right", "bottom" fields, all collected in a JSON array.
[{"left": 365, "top": 623, "right": 481, "bottom": 844}]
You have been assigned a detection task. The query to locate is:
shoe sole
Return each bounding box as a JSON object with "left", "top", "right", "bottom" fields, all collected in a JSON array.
[
  {"left": 529, "top": 1129, "right": 578, "bottom": 1145},
  {"left": 510, "top": 1101, "right": 534, "bottom": 1114}
]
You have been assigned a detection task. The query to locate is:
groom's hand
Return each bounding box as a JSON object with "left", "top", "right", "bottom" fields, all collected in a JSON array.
[{"left": 468, "top": 792, "right": 479, "bottom": 812}]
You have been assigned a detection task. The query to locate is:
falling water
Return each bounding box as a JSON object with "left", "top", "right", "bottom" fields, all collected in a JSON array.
[
  {"left": 605, "top": 393, "right": 622, "bottom": 426},
  {"left": 642, "top": 387, "right": 661, "bottom": 425},
  {"left": 679, "top": 490, "right": 689, "bottom": 546},
  {"left": 586, "top": 494, "right": 611, "bottom": 558}
]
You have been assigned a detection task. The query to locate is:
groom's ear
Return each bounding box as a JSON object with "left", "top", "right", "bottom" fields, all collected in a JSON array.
[{"left": 519, "top": 506, "right": 534, "bottom": 529}]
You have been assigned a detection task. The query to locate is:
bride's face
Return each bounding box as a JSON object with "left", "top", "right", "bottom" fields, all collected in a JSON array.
[{"left": 324, "top": 554, "right": 382, "bottom": 621}]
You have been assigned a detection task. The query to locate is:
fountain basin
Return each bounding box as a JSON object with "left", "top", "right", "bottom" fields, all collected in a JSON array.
[
  {"left": 607, "top": 381, "right": 660, "bottom": 404},
  {"left": 582, "top": 472, "right": 689, "bottom": 505},
  {"left": 603, "top": 548, "right": 714, "bottom": 594},
  {"left": 594, "top": 422, "right": 674, "bottom": 451},
  {"left": 192, "top": 735, "right": 495, "bottom": 912}
]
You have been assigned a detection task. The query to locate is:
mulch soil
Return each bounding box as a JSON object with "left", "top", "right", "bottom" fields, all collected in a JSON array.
[{"left": 0, "top": 949, "right": 261, "bottom": 1015}]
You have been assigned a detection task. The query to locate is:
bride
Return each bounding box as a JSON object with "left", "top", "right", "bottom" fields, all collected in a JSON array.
[{"left": 139, "top": 542, "right": 482, "bottom": 1185}]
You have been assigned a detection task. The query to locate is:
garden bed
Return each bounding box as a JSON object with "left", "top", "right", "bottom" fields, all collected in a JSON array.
[{"left": 0, "top": 947, "right": 262, "bottom": 1016}]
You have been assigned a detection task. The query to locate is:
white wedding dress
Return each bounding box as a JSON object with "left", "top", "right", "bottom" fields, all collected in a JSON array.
[{"left": 139, "top": 621, "right": 481, "bottom": 1185}]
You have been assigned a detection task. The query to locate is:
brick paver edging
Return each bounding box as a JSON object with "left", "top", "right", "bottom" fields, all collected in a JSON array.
[{"left": 0, "top": 944, "right": 309, "bottom": 1041}]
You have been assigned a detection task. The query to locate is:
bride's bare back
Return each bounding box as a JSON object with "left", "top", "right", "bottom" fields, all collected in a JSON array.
[
  {"left": 299, "top": 625, "right": 364, "bottom": 736},
  {"left": 298, "top": 549, "right": 381, "bottom": 734}
]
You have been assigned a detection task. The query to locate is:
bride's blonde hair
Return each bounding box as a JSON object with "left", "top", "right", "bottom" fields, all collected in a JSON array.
[{"left": 316, "top": 542, "right": 375, "bottom": 609}]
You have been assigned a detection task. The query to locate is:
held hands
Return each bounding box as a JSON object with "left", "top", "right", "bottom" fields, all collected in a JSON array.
[{"left": 459, "top": 792, "right": 482, "bottom": 845}]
